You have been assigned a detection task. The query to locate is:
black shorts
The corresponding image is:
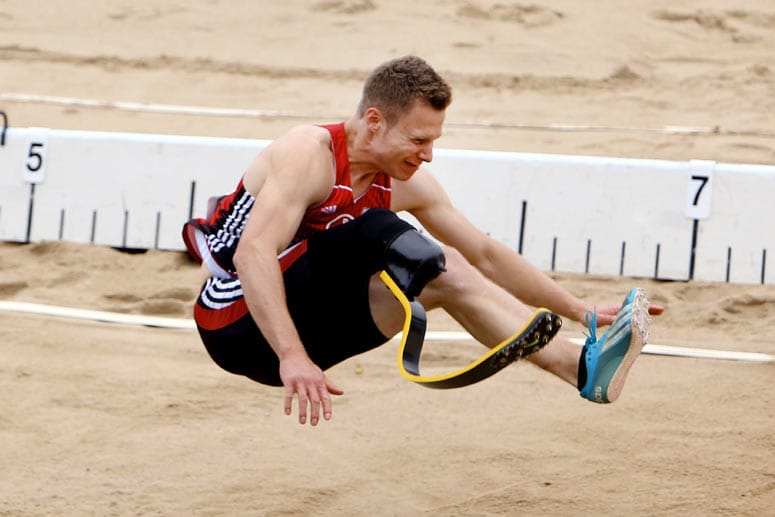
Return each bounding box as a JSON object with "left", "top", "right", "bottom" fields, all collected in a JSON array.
[{"left": 195, "top": 209, "right": 414, "bottom": 386}]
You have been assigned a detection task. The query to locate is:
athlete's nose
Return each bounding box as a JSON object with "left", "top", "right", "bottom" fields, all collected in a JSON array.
[{"left": 418, "top": 143, "right": 433, "bottom": 163}]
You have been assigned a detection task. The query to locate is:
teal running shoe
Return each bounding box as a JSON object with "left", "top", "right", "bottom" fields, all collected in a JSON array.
[{"left": 578, "top": 288, "right": 650, "bottom": 403}]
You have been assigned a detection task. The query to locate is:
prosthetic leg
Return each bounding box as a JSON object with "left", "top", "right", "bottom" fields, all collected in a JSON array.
[{"left": 382, "top": 227, "right": 562, "bottom": 389}]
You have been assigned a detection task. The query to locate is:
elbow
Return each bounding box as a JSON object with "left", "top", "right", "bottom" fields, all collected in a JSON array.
[
  {"left": 232, "top": 240, "right": 257, "bottom": 274},
  {"left": 232, "top": 237, "right": 283, "bottom": 276}
]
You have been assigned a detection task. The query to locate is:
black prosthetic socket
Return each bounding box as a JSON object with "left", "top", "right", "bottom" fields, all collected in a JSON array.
[
  {"left": 304, "top": 208, "right": 445, "bottom": 299},
  {"left": 384, "top": 229, "right": 446, "bottom": 299},
  {"left": 305, "top": 208, "right": 415, "bottom": 279}
]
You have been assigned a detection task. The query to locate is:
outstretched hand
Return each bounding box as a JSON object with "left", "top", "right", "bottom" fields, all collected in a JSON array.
[
  {"left": 582, "top": 300, "right": 664, "bottom": 327},
  {"left": 279, "top": 353, "right": 344, "bottom": 426}
]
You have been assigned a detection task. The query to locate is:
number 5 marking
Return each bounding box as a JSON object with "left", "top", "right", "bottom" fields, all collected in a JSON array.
[
  {"left": 22, "top": 133, "right": 49, "bottom": 184},
  {"left": 26, "top": 142, "right": 45, "bottom": 172}
]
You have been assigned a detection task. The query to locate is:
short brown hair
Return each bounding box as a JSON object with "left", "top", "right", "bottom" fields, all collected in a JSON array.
[{"left": 357, "top": 55, "right": 452, "bottom": 125}]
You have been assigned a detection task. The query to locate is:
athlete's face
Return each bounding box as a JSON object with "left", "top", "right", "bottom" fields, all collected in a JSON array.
[{"left": 372, "top": 101, "right": 445, "bottom": 180}]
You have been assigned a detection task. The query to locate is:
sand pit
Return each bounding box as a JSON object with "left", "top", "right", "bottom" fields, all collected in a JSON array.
[{"left": 1, "top": 1, "right": 773, "bottom": 515}]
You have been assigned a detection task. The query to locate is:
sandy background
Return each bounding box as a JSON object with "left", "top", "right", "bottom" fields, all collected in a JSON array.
[{"left": 1, "top": 1, "right": 774, "bottom": 515}]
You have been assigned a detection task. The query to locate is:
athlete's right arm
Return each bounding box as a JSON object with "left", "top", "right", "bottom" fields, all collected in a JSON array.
[{"left": 232, "top": 126, "right": 344, "bottom": 426}]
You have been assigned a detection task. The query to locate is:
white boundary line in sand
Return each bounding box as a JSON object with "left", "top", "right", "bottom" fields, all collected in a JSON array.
[
  {"left": 0, "top": 92, "right": 733, "bottom": 136},
  {"left": 1, "top": 300, "right": 772, "bottom": 363},
  {"left": 0, "top": 300, "right": 196, "bottom": 330}
]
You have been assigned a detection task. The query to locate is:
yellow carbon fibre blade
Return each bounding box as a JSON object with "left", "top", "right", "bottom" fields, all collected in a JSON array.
[{"left": 379, "top": 270, "right": 561, "bottom": 389}]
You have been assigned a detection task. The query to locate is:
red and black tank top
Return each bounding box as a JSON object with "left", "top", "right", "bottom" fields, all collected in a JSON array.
[
  {"left": 182, "top": 122, "right": 392, "bottom": 278},
  {"left": 294, "top": 122, "right": 391, "bottom": 242}
]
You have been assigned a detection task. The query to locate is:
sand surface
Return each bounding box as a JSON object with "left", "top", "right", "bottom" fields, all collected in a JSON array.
[{"left": 1, "top": 1, "right": 774, "bottom": 515}]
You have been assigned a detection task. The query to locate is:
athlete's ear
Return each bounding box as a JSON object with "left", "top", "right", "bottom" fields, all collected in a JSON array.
[{"left": 365, "top": 107, "right": 383, "bottom": 133}]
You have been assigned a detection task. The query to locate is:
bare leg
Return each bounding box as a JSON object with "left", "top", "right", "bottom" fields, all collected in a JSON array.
[{"left": 369, "top": 247, "right": 580, "bottom": 387}]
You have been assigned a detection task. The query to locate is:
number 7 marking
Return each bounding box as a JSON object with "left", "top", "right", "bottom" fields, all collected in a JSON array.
[{"left": 691, "top": 174, "right": 709, "bottom": 206}]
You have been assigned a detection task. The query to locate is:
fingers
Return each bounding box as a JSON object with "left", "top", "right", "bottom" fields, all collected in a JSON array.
[
  {"left": 297, "top": 386, "right": 327, "bottom": 426},
  {"left": 307, "top": 388, "right": 320, "bottom": 426},
  {"left": 297, "top": 388, "right": 309, "bottom": 425},
  {"left": 648, "top": 304, "right": 665, "bottom": 316},
  {"left": 320, "top": 392, "right": 332, "bottom": 423},
  {"left": 326, "top": 378, "right": 345, "bottom": 396},
  {"left": 283, "top": 388, "right": 294, "bottom": 416},
  {"left": 321, "top": 381, "right": 342, "bottom": 420},
  {"left": 284, "top": 378, "right": 342, "bottom": 426},
  {"left": 583, "top": 297, "right": 663, "bottom": 328},
  {"left": 284, "top": 382, "right": 311, "bottom": 425},
  {"left": 595, "top": 314, "right": 616, "bottom": 327}
]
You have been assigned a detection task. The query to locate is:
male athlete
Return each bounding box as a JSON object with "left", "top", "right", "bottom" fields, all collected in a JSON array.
[{"left": 183, "top": 55, "right": 663, "bottom": 426}]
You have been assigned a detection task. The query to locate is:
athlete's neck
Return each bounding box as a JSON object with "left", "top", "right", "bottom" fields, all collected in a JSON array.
[{"left": 344, "top": 117, "right": 382, "bottom": 188}]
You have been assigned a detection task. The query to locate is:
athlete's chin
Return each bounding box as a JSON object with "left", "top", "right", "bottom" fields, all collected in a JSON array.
[
  {"left": 399, "top": 162, "right": 420, "bottom": 178},
  {"left": 387, "top": 161, "right": 420, "bottom": 181}
]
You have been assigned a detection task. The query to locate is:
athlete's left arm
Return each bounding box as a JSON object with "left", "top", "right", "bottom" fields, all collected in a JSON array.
[{"left": 393, "top": 169, "right": 662, "bottom": 324}]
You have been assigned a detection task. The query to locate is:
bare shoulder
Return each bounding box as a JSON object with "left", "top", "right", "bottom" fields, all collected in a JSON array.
[
  {"left": 262, "top": 125, "right": 333, "bottom": 169},
  {"left": 243, "top": 124, "right": 334, "bottom": 200},
  {"left": 272, "top": 124, "right": 332, "bottom": 152}
]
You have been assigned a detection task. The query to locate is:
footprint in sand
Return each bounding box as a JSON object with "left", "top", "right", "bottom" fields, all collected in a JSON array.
[
  {"left": 102, "top": 287, "right": 196, "bottom": 316},
  {"left": 723, "top": 10, "right": 775, "bottom": 29},
  {"left": 457, "top": 2, "right": 563, "bottom": 27},
  {"left": 107, "top": 5, "right": 188, "bottom": 22},
  {"left": 651, "top": 9, "right": 771, "bottom": 43},
  {"left": 154, "top": 287, "right": 198, "bottom": 302},
  {"left": 140, "top": 299, "right": 188, "bottom": 316},
  {"left": 310, "top": 0, "right": 377, "bottom": 15},
  {"left": 0, "top": 281, "right": 28, "bottom": 297},
  {"left": 142, "top": 287, "right": 198, "bottom": 316},
  {"left": 720, "top": 293, "right": 775, "bottom": 317},
  {"left": 103, "top": 293, "right": 144, "bottom": 303}
]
